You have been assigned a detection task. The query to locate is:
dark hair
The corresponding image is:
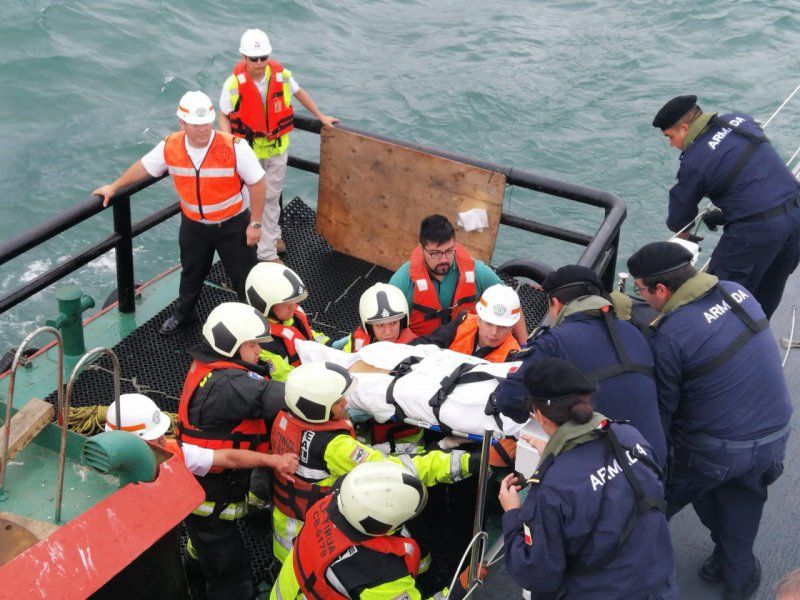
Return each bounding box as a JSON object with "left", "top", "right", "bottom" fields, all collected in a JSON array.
[
  {"left": 419, "top": 214, "right": 455, "bottom": 246},
  {"left": 551, "top": 283, "right": 605, "bottom": 305},
  {"left": 676, "top": 105, "right": 702, "bottom": 127},
  {"left": 530, "top": 393, "right": 594, "bottom": 425},
  {"left": 641, "top": 263, "right": 696, "bottom": 293}
]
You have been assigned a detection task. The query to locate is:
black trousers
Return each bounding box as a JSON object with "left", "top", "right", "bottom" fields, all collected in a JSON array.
[
  {"left": 175, "top": 211, "right": 257, "bottom": 322},
  {"left": 184, "top": 514, "right": 253, "bottom": 600}
]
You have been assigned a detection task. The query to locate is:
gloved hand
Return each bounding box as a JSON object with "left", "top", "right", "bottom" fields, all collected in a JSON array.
[
  {"left": 447, "top": 563, "right": 489, "bottom": 599},
  {"left": 702, "top": 207, "right": 726, "bottom": 231},
  {"left": 685, "top": 232, "right": 704, "bottom": 243},
  {"left": 488, "top": 438, "right": 517, "bottom": 471}
]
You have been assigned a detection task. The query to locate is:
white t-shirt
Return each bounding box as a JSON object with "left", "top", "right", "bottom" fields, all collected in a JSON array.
[
  {"left": 219, "top": 70, "right": 301, "bottom": 115},
  {"left": 140, "top": 130, "right": 265, "bottom": 185},
  {"left": 181, "top": 442, "right": 215, "bottom": 476}
]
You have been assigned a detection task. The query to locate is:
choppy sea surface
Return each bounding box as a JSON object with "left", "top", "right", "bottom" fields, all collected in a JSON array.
[{"left": 1, "top": 0, "right": 799, "bottom": 349}]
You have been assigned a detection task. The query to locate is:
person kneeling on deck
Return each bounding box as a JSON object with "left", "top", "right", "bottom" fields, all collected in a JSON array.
[
  {"left": 175, "top": 302, "right": 292, "bottom": 600},
  {"left": 411, "top": 284, "right": 521, "bottom": 362},
  {"left": 245, "top": 261, "right": 330, "bottom": 382},
  {"left": 389, "top": 214, "right": 528, "bottom": 343},
  {"left": 271, "top": 461, "right": 483, "bottom": 600},
  {"left": 269, "top": 362, "right": 506, "bottom": 566},
  {"left": 495, "top": 265, "right": 667, "bottom": 467},
  {"left": 333, "top": 282, "right": 421, "bottom": 453},
  {"left": 333, "top": 282, "right": 417, "bottom": 351}
]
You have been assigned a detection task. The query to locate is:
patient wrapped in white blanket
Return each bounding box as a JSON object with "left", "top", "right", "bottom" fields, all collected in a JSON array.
[{"left": 295, "top": 340, "right": 526, "bottom": 438}]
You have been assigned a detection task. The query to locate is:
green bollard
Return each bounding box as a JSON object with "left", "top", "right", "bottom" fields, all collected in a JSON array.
[{"left": 46, "top": 285, "right": 96, "bottom": 356}]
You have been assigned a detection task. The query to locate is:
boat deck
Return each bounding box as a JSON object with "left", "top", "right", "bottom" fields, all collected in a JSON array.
[
  {"left": 475, "top": 268, "right": 800, "bottom": 599},
  {"left": 47, "top": 198, "right": 550, "bottom": 595}
]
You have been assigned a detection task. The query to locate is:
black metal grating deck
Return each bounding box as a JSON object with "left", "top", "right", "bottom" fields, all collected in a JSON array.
[{"left": 47, "top": 197, "right": 549, "bottom": 596}]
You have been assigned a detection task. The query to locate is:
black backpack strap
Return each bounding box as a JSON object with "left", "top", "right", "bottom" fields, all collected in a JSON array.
[
  {"left": 571, "top": 424, "right": 666, "bottom": 574},
  {"left": 586, "top": 309, "right": 655, "bottom": 382},
  {"left": 682, "top": 285, "right": 768, "bottom": 381},
  {"left": 707, "top": 115, "right": 767, "bottom": 199}
]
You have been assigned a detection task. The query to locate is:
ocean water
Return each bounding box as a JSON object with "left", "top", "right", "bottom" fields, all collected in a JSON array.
[{"left": 1, "top": 0, "right": 799, "bottom": 349}]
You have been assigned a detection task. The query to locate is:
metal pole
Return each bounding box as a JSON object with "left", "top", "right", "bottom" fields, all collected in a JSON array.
[
  {"left": 0, "top": 327, "right": 63, "bottom": 498},
  {"left": 56, "top": 346, "right": 120, "bottom": 523},
  {"left": 112, "top": 196, "right": 136, "bottom": 314},
  {"left": 468, "top": 426, "right": 493, "bottom": 585}
]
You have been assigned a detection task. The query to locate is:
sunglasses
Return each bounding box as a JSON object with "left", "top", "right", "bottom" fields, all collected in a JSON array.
[{"left": 247, "top": 55, "right": 270, "bottom": 63}]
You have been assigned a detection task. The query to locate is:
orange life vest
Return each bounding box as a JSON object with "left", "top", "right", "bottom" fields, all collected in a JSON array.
[
  {"left": 294, "top": 495, "right": 420, "bottom": 599},
  {"left": 449, "top": 313, "right": 520, "bottom": 363},
  {"left": 270, "top": 307, "right": 316, "bottom": 365},
  {"left": 163, "top": 131, "right": 245, "bottom": 223},
  {"left": 408, "top": 243, "right": 477, "bottom": 336},
  {"left": 176, "top": 359, "right": 269, "bottom": 473},
  {"left": 270, "top": 410, "right": 355, "bottom": 520},
  {"left": 229, "top": 60, "right": 294, "bottom": 142},
  {"left": 162, "top": 438, "right": 185, "bottom": 463},
  {"left": 347, "top": 326, "right": 417, "bottom": 352}
]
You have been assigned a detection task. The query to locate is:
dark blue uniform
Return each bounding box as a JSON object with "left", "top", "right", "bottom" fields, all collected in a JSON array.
[
  {"left": 652, "top": 279, "right": 791, "bottom": 588},
  {"left": 496, "top": 312, "right": 668, "bottom": 467},
  {"left": 502, "top": 423, "right": 676, "bottom": 599},
  {"left": 668, "top": 112, "right": 800, "bottom": 318}
]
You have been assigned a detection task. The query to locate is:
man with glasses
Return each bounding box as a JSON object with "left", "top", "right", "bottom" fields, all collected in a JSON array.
[
  {"left": 218, "top": 28, "right": 338, "bottom": 263},
  {"left": 389, "top": 214, "right": 527, "bottom": 342},
  {"left": 628, "top": 241, "right": 791, "bottom": 600}
]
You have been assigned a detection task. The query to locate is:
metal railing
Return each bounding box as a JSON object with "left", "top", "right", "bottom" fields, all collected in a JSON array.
[{"left": 0, "top": 117, "right": 625, "bottom": 315}]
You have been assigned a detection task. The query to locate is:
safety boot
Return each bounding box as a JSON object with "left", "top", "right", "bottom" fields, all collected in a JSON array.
[{"left": 723, "top": 558, "right": 761, "bottom": 600}]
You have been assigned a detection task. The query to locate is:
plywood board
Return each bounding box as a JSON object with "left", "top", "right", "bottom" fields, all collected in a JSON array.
[
  {"left": 317, "top": 128, "right": 506, "bottom": 271},
  {"left": 0, "top": 398, "right": 53, "bottom": 461}
]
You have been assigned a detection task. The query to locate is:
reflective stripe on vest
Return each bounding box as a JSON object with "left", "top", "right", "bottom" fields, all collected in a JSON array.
[
  {"left": 448, "top": 313, "right": 520, "bottom": 363},
  {"left": 270, "top": 410, "right": 355, "bottom": 520},
  {"left": 192, "top": 500, "right": 248, "bottom": 521},
  {"left": 409, "top": 243, "right": 477, "bottom": 336},
  {"left": 163, "top": 131, "right": 245, "bottom": 223},
  {"left": 294, "top": 496, "right": 420, "bottom": 600},
  {"left": 176, "top": 359, "right": 269, "bottom": 468},
  {"left": 228, "top": 60, "right": 294, "bottom": 143}
]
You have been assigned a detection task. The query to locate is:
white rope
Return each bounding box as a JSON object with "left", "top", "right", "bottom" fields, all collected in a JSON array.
[
  {"left": 762, "top": 82, "right": 800, "bottom": 129},
  {"left": 782, "top": 306, "right": 797, "bottom": 369},
  {"left": 668, "top": 203, "right": 713, "bottom": 240},
  {"left": 446, "top": 531, "right": 488, "bottom": 599}
]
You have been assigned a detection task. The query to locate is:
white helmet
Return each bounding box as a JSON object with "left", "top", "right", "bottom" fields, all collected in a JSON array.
[
  {"left": 285, "top": 362, "right": 356, "bottom": 423},
  {"left": 476, "top": 284, "right": 521, "bottom": 327},
  {"left": 176, "top": 91, "right": 215, "bottom": 125},
  {"left": 245, "top": 262, "right": 308, "bottom": 317},
  {"left": 105, "top": 393, "right": 170, "bottom": 440},
  {"left": 239, "top": 29, "right": 272, "bottom": 57},
  {"left": 337, "top": 462, "right": 428, "bottom": 536},
  {"left": 202, "top": 302, "right": 272, "bottom": 358},
  {"left": 667, "top": 237, "right": 700, "bottom": 267},
  {"left": 359, "top": 283, "right": 409, "bottom": 331}
]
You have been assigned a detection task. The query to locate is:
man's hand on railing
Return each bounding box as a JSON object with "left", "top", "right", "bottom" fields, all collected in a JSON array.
[{"left": 91, "top": 185, "right": 117, "bottom": 207}]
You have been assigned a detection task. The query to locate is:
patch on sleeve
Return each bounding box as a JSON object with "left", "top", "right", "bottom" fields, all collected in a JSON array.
[
  {"left": 349, "top": 445, "right": 368, "bottom": 464},
  {"left": 392, "top": 593, "right": 411, "bottom": 600},
  {"left": 247, "top": 371, "right": 264, "bottom": 381},
  {"left": 523, "top": 523, "right": 532, "bottom": 545}
]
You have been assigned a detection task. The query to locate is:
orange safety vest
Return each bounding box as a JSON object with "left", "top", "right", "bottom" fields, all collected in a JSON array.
[
  {"left": 408, "top": 243, "right": 477, "bottom": 336},
  {"left": 449, "top": 313, "right": 520, "bottom": 363},
  {"left": 270, "top": 307, "right": 316, "bottom": 365},
  {"left": 163, "top": 131, "right": 245, "bottom": 223},
  {"left": 176, "top": 359, "right": 269, "bottom": 473},
  {"left": 162, "top": 438, "right": 185, "bottom": 463},
  {"left": 270, "top": 410, "right": 355, "bottom": 520},
  {"left": 294, "top": 495, "right": 420, "bottom": 599},
  {"left": 229, "top": 60, "right": 294, "bottom": 142},
  {"left": 347, "top": 326, "right": 417, "bottom": 352}
]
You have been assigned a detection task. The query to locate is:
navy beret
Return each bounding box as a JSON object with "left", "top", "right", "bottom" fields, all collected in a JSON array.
[
  {"left": 627, "top": 241, "right": 693, "bottom": 278},
  {"left": 542, "top": 265, "right": 604, "bottom": 296},
  {"left": 524, "top": 357, "right": 597, "bottom": 402},
  {"left": 652, "top": 95, "right": 698, "bottom": 129}
]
